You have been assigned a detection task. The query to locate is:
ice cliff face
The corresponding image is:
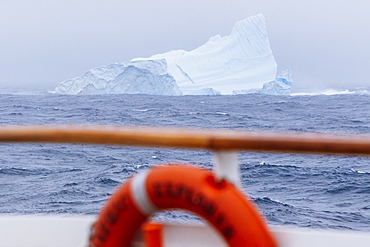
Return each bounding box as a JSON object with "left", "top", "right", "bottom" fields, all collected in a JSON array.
[
  {"left": 55, "top": 14, "right": 291, "bottom": 95},
  {"left": 55, "top": 60, "right": 181, "bottom": 95}
]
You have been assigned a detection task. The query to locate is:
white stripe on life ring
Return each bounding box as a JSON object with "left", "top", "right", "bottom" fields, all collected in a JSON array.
[{"left": 131, "top": 169, "right": 158, "bottom": 216}]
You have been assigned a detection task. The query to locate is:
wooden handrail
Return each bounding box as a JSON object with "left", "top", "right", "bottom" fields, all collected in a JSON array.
[{"left": 0, "top": 125, "right": 369, "bottom": 155}]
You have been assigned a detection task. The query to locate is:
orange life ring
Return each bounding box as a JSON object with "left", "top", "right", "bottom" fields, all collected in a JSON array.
[{"left": 88, "top": 164, "right": 276, "bottom": 247}]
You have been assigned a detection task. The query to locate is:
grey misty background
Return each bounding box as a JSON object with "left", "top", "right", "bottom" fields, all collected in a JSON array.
[{"left": 1, "top": 1, "right": 370, "bottom": 93}]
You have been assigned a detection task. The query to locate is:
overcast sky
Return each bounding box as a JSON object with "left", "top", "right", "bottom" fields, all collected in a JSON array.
[{"left": 1, "top": 0, "right": 370, "bottom": 92}]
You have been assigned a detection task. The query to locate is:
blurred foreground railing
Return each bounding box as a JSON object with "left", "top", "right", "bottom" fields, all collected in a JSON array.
[{"left": 0, "top": 125, "right": 369, "bottom": 155}]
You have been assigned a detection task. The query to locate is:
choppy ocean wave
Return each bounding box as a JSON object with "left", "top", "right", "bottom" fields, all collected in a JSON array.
[{"left": 0, "top": 93, "right": 370, "bottom": 231}]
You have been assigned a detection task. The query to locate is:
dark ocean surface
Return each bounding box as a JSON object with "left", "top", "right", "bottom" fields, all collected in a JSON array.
[{"left": 1, "top": 93, "right": 370, "bottom": 232}]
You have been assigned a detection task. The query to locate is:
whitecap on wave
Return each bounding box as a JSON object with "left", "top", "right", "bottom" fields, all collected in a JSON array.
[
  {"left": 292, "top": 87, "right": 370, "bottom": 96},
  {"left": 133, "top": 109, "right": 149, "bottom": 112}
]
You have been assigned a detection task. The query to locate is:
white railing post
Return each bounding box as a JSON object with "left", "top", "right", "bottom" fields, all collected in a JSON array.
[{"left": 213, "top": 151, "right": 240, "bottom": 188}]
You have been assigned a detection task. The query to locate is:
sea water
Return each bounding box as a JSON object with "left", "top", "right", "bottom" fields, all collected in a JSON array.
[{"left": 0, "top": 93, "right": 370, "bottom": 232}]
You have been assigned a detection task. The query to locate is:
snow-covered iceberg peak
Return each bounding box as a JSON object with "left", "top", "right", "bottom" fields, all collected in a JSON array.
[
  {"left": 55, "top": 14, "right": 284, "bottom": 95},
  {"left": 135, "top": 13, "right": 277, "bottom": 95}
]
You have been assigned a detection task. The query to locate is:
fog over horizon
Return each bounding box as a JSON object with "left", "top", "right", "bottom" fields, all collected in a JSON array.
[{"left": 2, "top": 1, "right": 370, "bottom": 93}]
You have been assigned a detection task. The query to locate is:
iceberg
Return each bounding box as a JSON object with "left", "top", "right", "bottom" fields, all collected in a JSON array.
[
  {"left": 233, "top": 67, "right": 293, "bottom": 95},
  {"left": 55, "top": 60, "right": 181, "bottom": 95},
  {"left": 55, "top": 14, "right": 290, "bottom": 95}
]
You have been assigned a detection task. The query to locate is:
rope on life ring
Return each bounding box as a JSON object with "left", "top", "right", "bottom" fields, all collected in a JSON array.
[{"left": 88, "top": 164, "right": 276, "bottom": 247}]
